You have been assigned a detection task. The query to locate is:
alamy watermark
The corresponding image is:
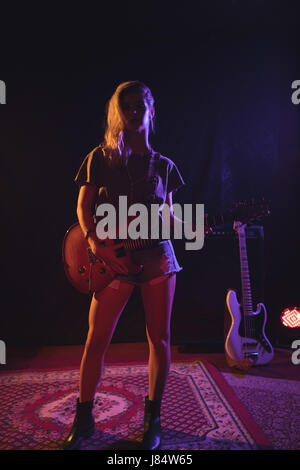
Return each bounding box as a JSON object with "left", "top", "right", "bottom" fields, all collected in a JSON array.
[
  {"left": 96, "top": 196, "right": 205, "bottom": 251},
  {"left": 291, "top": 80, "right": 300, "bottom": 105},
  {"left": 0, "top": 340, "right": 6, "bottom": 364},
  {"left": 291, "top": 340, "right": 300, "bottom": 365},
  {"left": 0, "top": 80, "right": 6, "bottom": 104}
]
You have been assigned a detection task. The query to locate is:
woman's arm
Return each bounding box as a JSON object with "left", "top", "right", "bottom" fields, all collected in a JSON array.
[
  {"left": 163, "top": 192, "right": 185, "bottom": 227},
  {"left": 76, "top": 184, "right": 97, "bottom": 237},
  {"left": 162, "top": 192, "right": 210, "bottom": 235},
  {"left": 76, "top": 184, "right": 129, "bottom": 274}
]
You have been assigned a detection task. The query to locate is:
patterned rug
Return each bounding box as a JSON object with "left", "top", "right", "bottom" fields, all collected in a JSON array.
[
  {"left": 0, "top": 361, "right": 271, "bottom": 450},
  {"left": 222, "top": 372, "right": 300, "bottom": 450}
]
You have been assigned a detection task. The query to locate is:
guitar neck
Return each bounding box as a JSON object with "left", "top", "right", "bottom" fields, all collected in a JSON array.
[{"left": 237, "top": 228, "right": 253, "bottom": 314}]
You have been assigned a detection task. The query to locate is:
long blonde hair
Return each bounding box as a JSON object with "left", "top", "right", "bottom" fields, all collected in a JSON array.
[{"left": 101, "top": 81, "right": 155, "bottom": 167}]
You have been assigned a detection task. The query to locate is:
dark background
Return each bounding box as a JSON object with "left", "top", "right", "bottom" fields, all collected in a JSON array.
[{"left": 1, "top": 1, "right": 299, "bottom": 349}]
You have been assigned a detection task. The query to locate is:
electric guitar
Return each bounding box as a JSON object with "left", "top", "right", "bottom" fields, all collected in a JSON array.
[
  {"left": 224, "top": 201, "right": 274, "bottom": 369},
  {"left": 62, "top": 222, "right": 142, "bottom": 294},
  {"left": 62, "top": 200, "right": 269, "bottom": 296},
  {"left": 62, "top": 220, "right": 213, "bottom": 295}
]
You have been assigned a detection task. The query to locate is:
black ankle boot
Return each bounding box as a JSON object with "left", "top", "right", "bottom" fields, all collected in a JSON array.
[
  {"left": 142, "top": 395, "right": 162, "bottom": 450},
  {"left": 62, "top": 398, "right": 95, "bottom": 450}
]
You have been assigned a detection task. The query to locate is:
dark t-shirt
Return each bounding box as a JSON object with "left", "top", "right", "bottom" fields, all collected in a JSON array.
[{"left": 74, "top": 145, "right": 185, "bottom": 208}]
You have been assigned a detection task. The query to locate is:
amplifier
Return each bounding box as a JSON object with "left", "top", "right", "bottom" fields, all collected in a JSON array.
[
  {"left": 110, "top": 225, "right": 266, "bottom": 348},
  {"left": 171, "top": 225, "right": 265, "bottom": 350}
]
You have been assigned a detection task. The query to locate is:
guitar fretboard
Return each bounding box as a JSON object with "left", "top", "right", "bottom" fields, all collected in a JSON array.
[{"left": 238, "top": 228, "right": 253, "bottom": 315}]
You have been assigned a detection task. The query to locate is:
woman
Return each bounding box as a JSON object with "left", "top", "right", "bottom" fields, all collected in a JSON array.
[{"left": 62, "top": 81, "right": 185, "bottom": 450}]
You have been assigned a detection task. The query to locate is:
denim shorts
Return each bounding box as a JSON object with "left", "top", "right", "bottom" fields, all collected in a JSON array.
[{"left": 113, "top": 239, "right": 183, "bottom": 286}]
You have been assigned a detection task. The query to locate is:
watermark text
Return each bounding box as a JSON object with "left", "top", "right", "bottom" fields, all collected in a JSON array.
[
  {"left": 291, "top": 339, "right": 300, "bottom": 365},
  {"left": 0, "top": 340, "right": 6, "bottom": 364},
  {"left": 95, "top": 196, "right": 205, "bottom": 251},
  {"left": 291, "top": 80, "right": 300, "bottom": 105},
  {"left": 0, "top": 80, "right": 6, "bottom": 104}
]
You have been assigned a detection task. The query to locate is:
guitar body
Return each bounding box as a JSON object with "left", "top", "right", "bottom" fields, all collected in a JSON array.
[
  {"left": 62, "top": 223, "right": 141, "bottom": 294},
  {"left": 225, "top": 289, "right": 274, "bottom": 367}
]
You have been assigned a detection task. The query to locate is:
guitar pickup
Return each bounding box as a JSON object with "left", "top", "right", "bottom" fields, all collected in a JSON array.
[{"left": 242, "top": 342, "right": 258, "bottom": 349}]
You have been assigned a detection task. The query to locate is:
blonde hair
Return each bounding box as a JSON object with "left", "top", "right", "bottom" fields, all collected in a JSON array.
[{"left": 101, "top": 81, "right": 155, "bottom": 167}]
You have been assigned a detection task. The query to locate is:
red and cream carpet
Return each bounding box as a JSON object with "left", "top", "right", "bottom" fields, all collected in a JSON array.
[
  {"left": 221, "top": 372, "right": 300, "bottom": 450},
  {"left": 0, "top": 361, "right": 271, "bottom": 450}
]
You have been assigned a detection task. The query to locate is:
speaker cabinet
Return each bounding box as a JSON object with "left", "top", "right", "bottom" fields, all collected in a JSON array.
[{"left": 171, "top": 225, "right": 265, "bottom": 350}]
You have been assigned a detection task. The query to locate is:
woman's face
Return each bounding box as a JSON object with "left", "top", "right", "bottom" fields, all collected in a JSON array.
[{"left": 120, "top": 91, "right": 154, "bottom": 132}]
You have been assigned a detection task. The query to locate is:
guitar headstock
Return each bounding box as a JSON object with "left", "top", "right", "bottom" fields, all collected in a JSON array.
[
  {"left": 232, "top": 199, "right": 270, "bottom": 227},
  {"left": 205, "top": 199, "right": 271, "bottom": 236}
]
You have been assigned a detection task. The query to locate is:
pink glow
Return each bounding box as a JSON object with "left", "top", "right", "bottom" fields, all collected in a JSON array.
[{"left": 281, "top": 307, "right": 300, "bottom": 328}]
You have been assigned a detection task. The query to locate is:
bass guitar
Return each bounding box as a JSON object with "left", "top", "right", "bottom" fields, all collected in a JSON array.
[{"left": 224, "top": 201, "right": 274, "bottom": 369}]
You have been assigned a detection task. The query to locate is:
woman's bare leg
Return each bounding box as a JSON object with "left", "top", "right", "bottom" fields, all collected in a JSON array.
[
  {"left": 79, "top": 280, "right": 135, "bottom": 402},
  {"left": 140, "top": 274, "right": 176, "bottom": 401}
]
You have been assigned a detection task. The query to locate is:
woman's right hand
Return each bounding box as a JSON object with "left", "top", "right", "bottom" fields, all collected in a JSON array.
[{"left": 87, "top": 233, "right": 130, "bottom": 275}]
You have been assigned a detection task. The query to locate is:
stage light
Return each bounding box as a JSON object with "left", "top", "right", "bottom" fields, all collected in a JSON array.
[{"left": 281, "top": 307, "right": 300, "bottom": 328}]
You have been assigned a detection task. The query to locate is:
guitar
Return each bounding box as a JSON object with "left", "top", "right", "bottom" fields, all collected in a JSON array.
[
  {"left": 62, "top": 220, "right": 213, "bottom": 295},
  {"left": 224, "top": 201, "right": 274, "bottom": 369},
  {"left": 62, "top": 223, "right": 142, "bottom": 294},
  {"left": 62, "top": 200, "right": 269, "bottom": 296}
]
